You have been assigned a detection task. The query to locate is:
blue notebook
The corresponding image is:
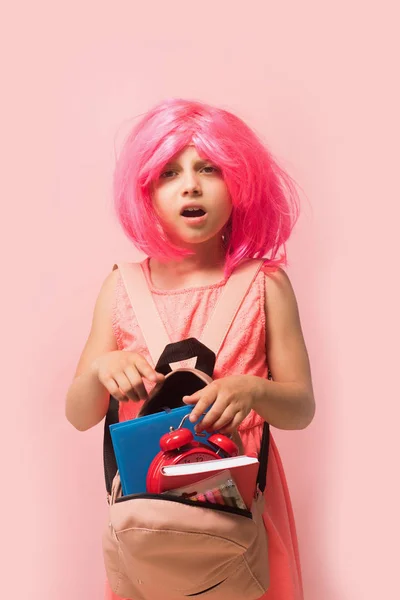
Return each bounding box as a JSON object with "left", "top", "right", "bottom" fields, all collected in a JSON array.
[{"left": 110, "top": 406, "right": 211, "bottom": 496}]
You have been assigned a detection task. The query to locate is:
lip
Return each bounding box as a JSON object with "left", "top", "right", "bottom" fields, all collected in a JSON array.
[
  {"left": 180, "top": 203, "right": 208, "bottom": 226},
  {"left": 180, "top": 203, "right": 207, "bottom": 215},
  {"left": 181, "top": 213, "right": 208, "bottom": 226}
]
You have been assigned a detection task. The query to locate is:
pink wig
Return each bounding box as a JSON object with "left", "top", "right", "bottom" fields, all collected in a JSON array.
[{"left": 113, "top": 98, "right": 300, "bottom": 276}]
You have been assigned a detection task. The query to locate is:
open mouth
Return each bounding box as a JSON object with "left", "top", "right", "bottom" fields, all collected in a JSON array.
[{"left": 180, "top": 207, "right": 207, "bottom": 218}]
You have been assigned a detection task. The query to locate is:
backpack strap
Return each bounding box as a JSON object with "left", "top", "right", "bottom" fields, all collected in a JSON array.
[
  {"left": 257, "top": 421, "right": 270, "bottom": 493},
  {"left": 200, "top": 259, "right": 264, "bottom": 356},
  {"left": 117, "top": 262, "right": 171, "bottom": 367}
]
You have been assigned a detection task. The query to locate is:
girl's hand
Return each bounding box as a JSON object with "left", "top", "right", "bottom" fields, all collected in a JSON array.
[
  {"left": 182, "top": 375, "right": 260, "bottom": 434},
  {"left": 91, "top": 351, "right": 165, "bottom": 403}
]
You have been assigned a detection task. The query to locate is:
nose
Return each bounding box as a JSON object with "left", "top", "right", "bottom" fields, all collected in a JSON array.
[{"left": 181, "top": 170, "right": 201, "bottom": 196}]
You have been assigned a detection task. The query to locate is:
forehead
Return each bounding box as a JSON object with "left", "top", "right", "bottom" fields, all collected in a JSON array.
[{"left": 165, "top": 144, "right": 207, "bottom": 166}]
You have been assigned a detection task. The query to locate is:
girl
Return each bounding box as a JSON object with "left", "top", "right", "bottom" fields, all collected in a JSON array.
[{"left": 65, "top": 98, "right": 315, "bottom": 600}]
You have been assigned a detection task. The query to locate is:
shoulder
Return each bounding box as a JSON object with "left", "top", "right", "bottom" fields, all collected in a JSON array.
[
  {"left": 92, "top": 266, "right": 122, "bottom": 316},
  {"left": 262, "top": 266, "right": 301, "bottom": 330},
  {"left": 99, "top": 265, "right": 120, "bottom": 296},
  {"left": 262, "top": 264, "right": 290, "bottom": 285},
  {"left": 100, "top": 260, "right": 147, "bottom": 306},
  {"left": 262, "top": 266, "right": 297, "bottom": 304}
]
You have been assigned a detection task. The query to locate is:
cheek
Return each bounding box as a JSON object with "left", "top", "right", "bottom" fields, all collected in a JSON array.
[
  {"left": 217, "top": 181, "right": 232, "bottom": 207},
  {"left": 218, "top": 190, "right": 233, "bottom": 220},
  {"left": 206, "top": 178, "right": 231, "bottom": 207},
  {"left": 152, "top": 191, "right": 171, "bottom": 221}
]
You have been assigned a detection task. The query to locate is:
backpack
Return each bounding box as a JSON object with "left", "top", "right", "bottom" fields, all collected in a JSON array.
[{"left": 102, "top": 259, "right": 270, "bottom": 600}]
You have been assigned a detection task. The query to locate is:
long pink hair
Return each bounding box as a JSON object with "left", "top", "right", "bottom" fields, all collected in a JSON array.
[{"left": 113, "top": 98, "right": 300, "bottom": 276}]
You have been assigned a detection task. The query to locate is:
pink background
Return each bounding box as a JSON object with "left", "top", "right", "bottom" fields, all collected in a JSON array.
[{"left": 1, "top": 1, "right": 399, "bottom": 599}]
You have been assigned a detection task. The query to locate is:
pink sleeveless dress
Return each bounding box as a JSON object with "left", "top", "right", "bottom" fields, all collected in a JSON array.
[{"left": 106, "top": 258, "right": 303, "bottom": 600}]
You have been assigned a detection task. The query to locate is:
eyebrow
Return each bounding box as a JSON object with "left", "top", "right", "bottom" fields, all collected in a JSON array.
[{"left": 163, "top": 159, "right": 212, "bottom": 169}]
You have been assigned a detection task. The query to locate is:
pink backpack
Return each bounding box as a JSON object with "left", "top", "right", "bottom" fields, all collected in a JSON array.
[{"left": 102, "top": 259, "right": 270, "bottom": 600}]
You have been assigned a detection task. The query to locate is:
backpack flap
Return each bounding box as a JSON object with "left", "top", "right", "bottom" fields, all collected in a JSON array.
[
  {"left": 138, "top": 337, "right": 215, "bottom": 416},
  {"left": 104, "top": 485, "right": 269, "bottom": 600}
]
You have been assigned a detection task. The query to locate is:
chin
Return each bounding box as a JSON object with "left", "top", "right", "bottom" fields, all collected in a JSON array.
[
  {"left": 166, "top": 222, "right": 226, "bottom": 248},
  {"left": 180, "top": 232, "right": 221, "bottom": 246}
]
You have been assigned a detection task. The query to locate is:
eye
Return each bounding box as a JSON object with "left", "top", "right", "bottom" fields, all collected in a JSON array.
[
  {"left": 201, "top": 165, "right": 219, "bottom": 174},
  {"left": 160, "top": 170, "right": 176, "bottom": 179}
]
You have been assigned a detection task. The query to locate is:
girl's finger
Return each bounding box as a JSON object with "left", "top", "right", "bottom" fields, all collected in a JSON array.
[
  {"left": 182, "top": 393, "right": 200, "bottom": 405},
  {"left": 104, "top": 377, "right": 129, "bottom": 403},
  {"left": 124, "top": 365, "right": 148, "bottom": 401},
  {"left": 114, "top": 372, "right": 141, "bottom": 402},
  {"left": 196, "top": 400, "right": 230, "bottom": 432},
  {"left": 210, "top": 407, "right": 237, "bottom": 432},
  {"left": 187, "top": 388, "right": 217, "bottom": 423},
  {"left": 134, "top": 354, "right": 165, "bottom": 383},
  {"left": 219, "top": 413, "right": 243, "bottom": 435}
]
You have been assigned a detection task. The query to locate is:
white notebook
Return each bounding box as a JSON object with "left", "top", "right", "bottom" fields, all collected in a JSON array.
[{"left": 162, "top": 455, "right": 258, "bottom": 476}]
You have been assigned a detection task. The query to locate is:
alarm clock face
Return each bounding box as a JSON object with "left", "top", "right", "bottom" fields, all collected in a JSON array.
[
  {"left": 146, "top": 445, "right": 222, "bottom": 494},
  {"left": 176, "top": 449, "right": 219, "bottom": 464}
]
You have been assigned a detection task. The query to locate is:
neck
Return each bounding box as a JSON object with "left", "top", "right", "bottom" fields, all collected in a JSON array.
[{"left": 148, "top": 241, "right": 227, "bottom": 290}]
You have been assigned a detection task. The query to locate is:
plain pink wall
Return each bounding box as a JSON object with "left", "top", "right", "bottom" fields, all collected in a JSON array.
[{"left": 2, "top": 1, "right": 399, "bottom": 598}]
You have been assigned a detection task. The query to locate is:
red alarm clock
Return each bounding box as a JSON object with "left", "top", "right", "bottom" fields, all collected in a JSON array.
[{"left": 146, "top": 414, "right": 239, "bottom": 494}]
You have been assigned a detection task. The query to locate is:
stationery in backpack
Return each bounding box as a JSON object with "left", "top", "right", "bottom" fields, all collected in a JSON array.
[
  {"left": 163, "top": 470, "right": 248, "bottom": 511},
  {"left": 159, "top": 455, "right": 260, "bottom": 510}
]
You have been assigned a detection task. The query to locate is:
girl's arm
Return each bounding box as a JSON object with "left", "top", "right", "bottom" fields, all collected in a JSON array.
[
  {"left": 65, "top": 270, "right": 119, "bottom": 431},
  {"left": 65, "top": 270, "right": 165, "bottom": 432},
  {"left": 184, "top": 268, "right": 315, "bottom": 432},
  {"left": 252, "top": 267, "right": 315, "bottom": 430}
]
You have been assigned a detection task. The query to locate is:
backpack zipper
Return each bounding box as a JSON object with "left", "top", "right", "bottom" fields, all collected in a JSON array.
[{"left": 115, "top": 492, "right": 252, "bottom": 519}]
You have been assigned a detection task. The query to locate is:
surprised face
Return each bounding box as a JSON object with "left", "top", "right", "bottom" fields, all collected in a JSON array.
[{"left": 151, "top": 145, "right": 232, "bottom": 249}]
